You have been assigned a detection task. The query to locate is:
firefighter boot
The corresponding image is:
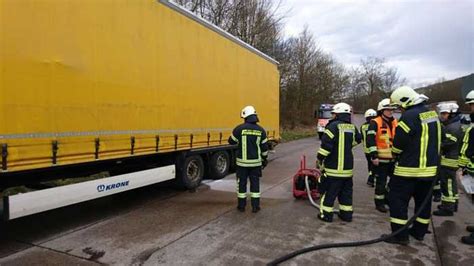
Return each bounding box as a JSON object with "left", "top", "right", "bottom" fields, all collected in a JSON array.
[
  {"left": 434, "top": 203, "right": 454, "bottom": 216},
  {"left": 318, "top": 212, "right": 333, "bottom": 223},
  {"left": 461, "top": 233, "right": 474, "bottom": 245},
  {"left": 433, "top": 191, "right": 441, "bottom": 202},
  {"left": 367, "top": 175, "right": 375, "bottom": 187},
  {"left": 338, "top": 213, "right": 352, "bottom": 222},
  {"left": 376, "top": 205, "right": 388, "bottom": 213},
  {"left": 237, "top": 198, "right": 246, "bottom": 212},
  {"left": 382, "top": 234, "right": 409, "bottom": 246},
  {"left": 251, "top": 196, "right": 260, "bottom": 213},
  {"left": 433, "top": 208, "right": 453, "bottom": 216},
  {"left": 252, "top": 206, "right": 261, "bottom": 213},
  {"left": 409, "top": 227, "right": 424, "bottom": 241}
]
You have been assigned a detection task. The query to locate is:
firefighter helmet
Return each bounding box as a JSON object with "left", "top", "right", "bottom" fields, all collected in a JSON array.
[
  {"left": 332, "top": 103, "right": 352, "bottom": 114},
  {"left": 390, "top": 86, "right": 429, "bottom": 109},
  {"left": 437, "top": 102, "right": 459, "bottom": 113},
  {"left": 466, "top": 90, "right": 474, "bottom": 104},
  {"left": 364, "top": 109, "right": 377, "bottom": 118},
  {"left": 377, "top": 98, "right": 397, "bottom": 111},
  {"left": 241, "top": 105, "right": 257, "bottom": 119}
]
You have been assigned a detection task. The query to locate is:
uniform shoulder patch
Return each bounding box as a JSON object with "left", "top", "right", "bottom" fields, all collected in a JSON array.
[
  {"left": 419, "top": 111, "right": 439, "bottom": 124},
  {"left": 338, "top": 123, "right": 355, "bottom": 133},
  {"left": 242, "top": 129, "right": 262, "bottom": 136}
]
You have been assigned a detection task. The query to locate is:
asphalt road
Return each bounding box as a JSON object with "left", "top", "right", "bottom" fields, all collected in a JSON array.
[{"left": 1, "top": 116, "right": 473, "bottom": 265}]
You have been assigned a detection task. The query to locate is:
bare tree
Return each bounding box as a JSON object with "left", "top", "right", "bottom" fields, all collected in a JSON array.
[
  {"left": 279, "top": 27, "right": 350, "bottom": 127},
  {"left": 381, "top": 67, "right": 405, "bottom": 95},
  {"left": 346, "top": 57, "right": 405, "bottom": 111},
  {"left": 174, "top": 0, "right": 284, "bottom": 56}
]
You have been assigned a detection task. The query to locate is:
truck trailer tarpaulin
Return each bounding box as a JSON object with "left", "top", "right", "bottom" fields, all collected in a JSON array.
[{"left": 0, "top": 0, "right": 280, "bottom": 176}]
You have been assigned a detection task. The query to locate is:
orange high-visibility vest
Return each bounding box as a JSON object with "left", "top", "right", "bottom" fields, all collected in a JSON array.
[{"left": 374, "top": 116, "right": 398, "bottom": 159}]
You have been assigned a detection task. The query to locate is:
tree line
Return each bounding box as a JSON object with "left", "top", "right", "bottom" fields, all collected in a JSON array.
[
  {"left": 176, "top": 0, "right": 406, "bottom": 127},
  {"left": 417, "top": 75, "right": 473, "bottom": 112}
]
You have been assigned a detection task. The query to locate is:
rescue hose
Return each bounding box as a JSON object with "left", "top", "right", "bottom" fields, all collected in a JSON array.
[
  {"left": 268, "top": 176, "right": 438, "bottom": 265},
  {"left": 304, "top": 175, "right": 339, "bottom": 213}
]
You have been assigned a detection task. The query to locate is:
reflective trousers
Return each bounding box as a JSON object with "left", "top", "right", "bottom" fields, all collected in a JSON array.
[
  {"left": 439, "top": 167, "right": 459, "bottom": 210},
  {"left": 365, "top": 154, "right": 374, "bottom": 184},
  {"left": 388, "top": 176, "right": 433, "bottom": 240},
  {"left": 373, "top": 162, "right": 394, "bottom": 207},
  {"left": 319, "top": 174, "right": 353, "bottom": 221},
  {"left": 236, "top": 166, "right": 261, "bottom": 208}
]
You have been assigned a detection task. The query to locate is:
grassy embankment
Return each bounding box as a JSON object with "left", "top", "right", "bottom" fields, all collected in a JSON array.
[{"left": 280, "top": 127, "right": 317, "bottom": 142}]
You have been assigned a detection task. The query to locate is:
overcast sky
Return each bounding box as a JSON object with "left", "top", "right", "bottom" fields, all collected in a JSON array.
[{"left": 281, "top": 0, "right": 474, "bottom": 87}]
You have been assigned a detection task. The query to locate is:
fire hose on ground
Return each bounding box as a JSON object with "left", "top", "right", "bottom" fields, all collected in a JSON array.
[{"left": 268, "top": 156, "right": 438, "bottom": 265}]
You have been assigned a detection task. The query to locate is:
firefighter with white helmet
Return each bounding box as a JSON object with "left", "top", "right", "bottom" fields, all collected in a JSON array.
[
  {"left": 466, "top": 90, "right": 474, "bottom": 104},
  {"left": 316, "top": 103, "right": 361, "bottom": 222},
  {"left": 229, "top": 105, "right": 268, "bottom": 213},
  {"left": 431, "top": 101, "right": 462, "bottom": 216},
  {"left": 381, "top": 86, "right": 443, "bottom": 245},
  {"left": 361, "top": 109, "right": 377, "bottom": 186},
  {"left": 366, "top": 98, "right": 398, "bottom": 213},
  {"left": 460, "top": 90, "right": 474, "bottom": 245},
  {"left": 364, "top": 109, "right": 378, "bottom": 118}
]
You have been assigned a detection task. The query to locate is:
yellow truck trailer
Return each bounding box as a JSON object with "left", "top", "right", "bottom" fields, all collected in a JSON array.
[{"left": 0, "top": 0, "right": 279, "bottom": 219}]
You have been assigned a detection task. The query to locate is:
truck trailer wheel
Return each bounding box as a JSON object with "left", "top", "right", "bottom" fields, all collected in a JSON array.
[
  {"left": 209, "top": 151, "right": 230, "bottom": 179},
  {"left": 177, "top": 155, "right": 204, "bottom": 189}
]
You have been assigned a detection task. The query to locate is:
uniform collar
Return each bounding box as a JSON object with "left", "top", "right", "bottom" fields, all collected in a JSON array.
[
  {"left": 336, "top": 113, "right": 351, "bottom": 123},
  {"left": 245, "top": 115, "right": 259, "bottom": 124},
  {"left": 381, "top": 114, "right": 394, "bottom": 123},
  {"left": 444, "top": 114, "right": 461, "bottom": 125}
]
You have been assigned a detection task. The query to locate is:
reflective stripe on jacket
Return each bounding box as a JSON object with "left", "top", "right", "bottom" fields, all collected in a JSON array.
[
  {"left": 229, "top": 122, "right": 268, "bottom": 167},
  {"left": 392, "top": 104, "right": 442, "bottom": 178},
  {"left": 360, "top": 122, "right": 370, "bottom": 154},
  {"left": 317, "top": 114, "right": 362, "bottom": 178}
]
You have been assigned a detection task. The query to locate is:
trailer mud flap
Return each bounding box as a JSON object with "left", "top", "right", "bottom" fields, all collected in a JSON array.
[{"left": 3, "top": 165, "right": 175, "bottom": 220}]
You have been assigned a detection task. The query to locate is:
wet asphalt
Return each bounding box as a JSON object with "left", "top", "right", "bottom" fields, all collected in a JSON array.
[{"left": 0, "top": 115, "right": 473, "bottom": 265}]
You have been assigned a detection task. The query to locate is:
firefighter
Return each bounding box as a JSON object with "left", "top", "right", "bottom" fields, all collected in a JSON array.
[
  {"left": 316, "top": 103, "right": 361, "bottom": 223},
  {"left": 366, "top": 99, "right": 398, "bottom": 213},
  {"left": 228, "top": 105, "right": 268, "bottom": 213},
  {"left": 382, "top": 86, "right": 441, "bottom": 245},
  {"left": 361, "top": 109, "right": 377, "bottom": 187},
  {"left": 459, "top": 90, "right": 474, "bottom": 173},
  {"left": 460, "top": 90, "right": 474, "bottom": 245},
  {"left": 432, "top": 102, "right": 462, "bottom": 216}
]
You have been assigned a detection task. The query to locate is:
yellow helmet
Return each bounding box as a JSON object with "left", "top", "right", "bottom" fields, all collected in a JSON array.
[{"left": 390, "top": 86, "right": 428, "bottom": 109}]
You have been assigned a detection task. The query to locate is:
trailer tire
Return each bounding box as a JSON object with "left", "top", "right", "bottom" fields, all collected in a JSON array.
[
  {"left": 177, "top": 155, "right": 204, "bottom": 189},
  {"left": 209, "top": 151, "right": 230, "bottom": 179}
]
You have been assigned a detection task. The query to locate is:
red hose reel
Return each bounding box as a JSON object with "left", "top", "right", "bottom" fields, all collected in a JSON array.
[{"left": 292, "top": 155, "right": 321, "bottom": 199}]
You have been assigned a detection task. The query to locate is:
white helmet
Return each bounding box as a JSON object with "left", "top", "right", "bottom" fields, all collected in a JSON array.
[
  {"left": 437, "top": 101, "right": 459, "bottom": 113},
  {"left": 377, "top": 98, "right": 397, "bottom": 111},
  {"left": 332, "top": 103, "right": 352, "bottom": 114},
  {"left": 390, "top": 86, "right": 429, "bottom": 109},
  {"left": 241, "top": 105, "right": 257, "bottom": 119},
  {"left": 364, "top": 109, "right": 377, "bottom": 118},
  {"left": 466, "top": 90, "right": 474, "bottom": 104}
]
